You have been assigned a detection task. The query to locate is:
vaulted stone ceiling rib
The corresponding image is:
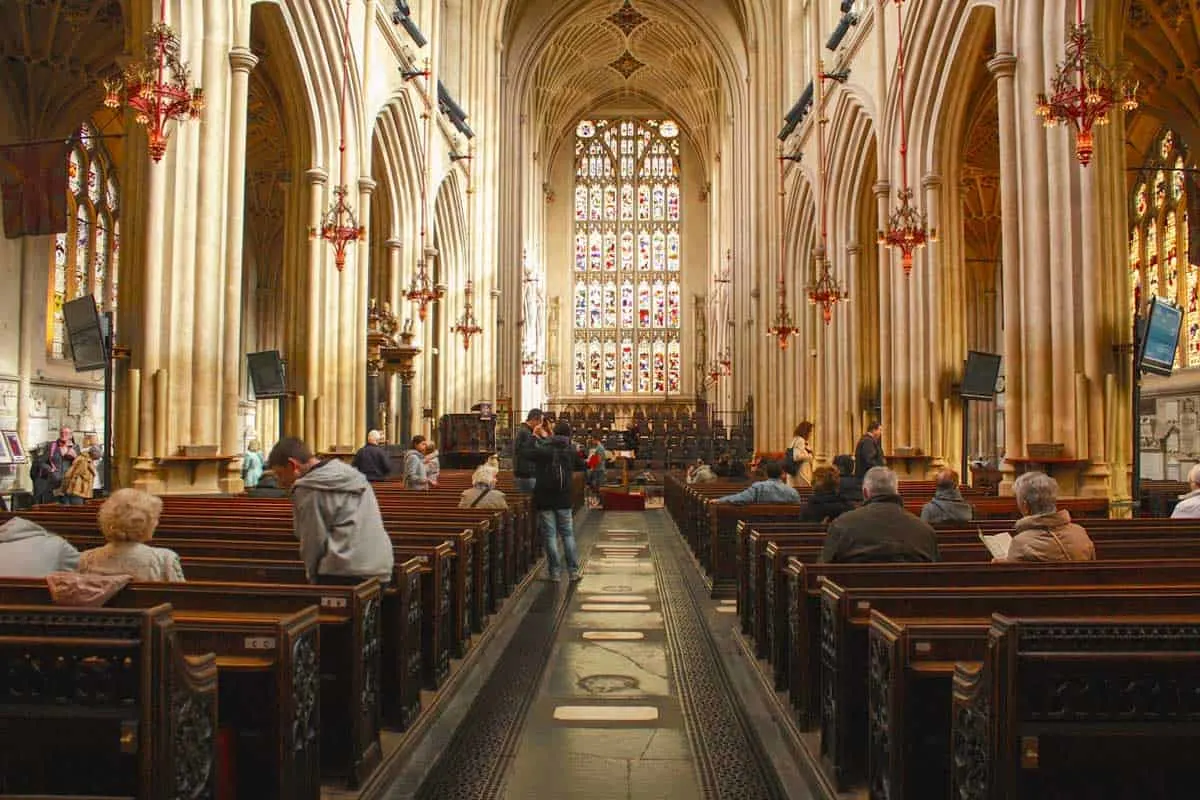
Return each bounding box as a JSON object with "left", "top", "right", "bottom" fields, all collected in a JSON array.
[{"left": 521, "top": 0, "right": 725, "bottom": 159}]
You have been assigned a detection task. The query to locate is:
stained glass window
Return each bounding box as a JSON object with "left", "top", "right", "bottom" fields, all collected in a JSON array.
[
  {"left": 572, "top": 118, "right": 683, "bottom": 394},
  {"left": 48, "top": 122, "right": 120, "bottom": 358},
  {"left": 1129, "top": 129, "right": 1196, "bottom": 368}
]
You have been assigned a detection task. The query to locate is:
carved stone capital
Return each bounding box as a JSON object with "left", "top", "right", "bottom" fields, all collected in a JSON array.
[
  {"left": 228, "top": 47, "right": 259, "bottom": 75},
  {"left": 358, "top": 176, "right": 378, "bottom": 195},
  {"left": 305, "top": 167, "right": 329, "bottom": 186},
  {"left": 986, "top": 54, "right": 1017, "bottom": 79},
  {"left": 385, "top": 238, "right": 403, "bottom": 252},
  {"left": 922, "top": 174, "right": 943, "bottom": 190},
  {"left": 872, "top": 180, "right": 891, "bottom": 199}
]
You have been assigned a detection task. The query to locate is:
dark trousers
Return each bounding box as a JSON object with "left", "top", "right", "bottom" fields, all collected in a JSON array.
[{"left": 313, "top": 574, "right": 389, "bottom": 586}]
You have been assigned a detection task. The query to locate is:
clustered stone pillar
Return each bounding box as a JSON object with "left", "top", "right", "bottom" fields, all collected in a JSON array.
[{"left": 218, "top": 46, "right": 259, "bottom": 492}]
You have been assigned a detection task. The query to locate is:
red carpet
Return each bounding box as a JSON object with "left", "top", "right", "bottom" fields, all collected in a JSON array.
[{"left": 601, "top": 489, "right": 646, "bottom": 511}]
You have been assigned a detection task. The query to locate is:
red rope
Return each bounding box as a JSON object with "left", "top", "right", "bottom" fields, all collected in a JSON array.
[
  {"left": 338, "top": 0, "right": 351, "bottom": 179},
  {"left": 895, "top": 0, "right": 909, "bottom": 192}
]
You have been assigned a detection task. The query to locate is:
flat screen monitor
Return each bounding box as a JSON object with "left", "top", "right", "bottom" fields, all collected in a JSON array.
[
  {"left": 247, "top": 350, "right": 287, "bottom": 398},
  {"left": 63, "top": 295, "right": 107, "bottom": 372},
  {"left": 1139, "top": 296, "right": 1183, "bottom": 377},
  {"left": 960, "top": 351, "right": 1002, "bottom": 400}
]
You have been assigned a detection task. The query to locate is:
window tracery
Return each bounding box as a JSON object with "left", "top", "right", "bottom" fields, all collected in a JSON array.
[
  {"left": 573, "top": 118, "right": 681, "bottom": 394},
  {"left": 47, "top": 122, "right": 120, "bottom": 359},
  {"left": 1131, "top": 129, "right": 1197, "bottom": 367}
]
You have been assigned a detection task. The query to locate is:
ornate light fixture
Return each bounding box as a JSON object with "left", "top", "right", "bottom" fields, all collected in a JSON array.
[
  {"left": 406, "top": 237, "right": 444, "bottom": 320},
  {"left": 766, "top": 273, "right": 800, "bottom": 349},
  {"left": 522, "top": 351, "right": 546, "bottom": 382},
  {"left": 102, "top": 0, "right": 203, "bottom": 162},
  {"left": 703, "top": 351, "right": 732, "bottom": 387},
  {"left": 807, "top": 253, "right": 849, "bottom": 325},
  {"left": 310, "top": 0, "right": 364, "bottom": 272},
  {"left": 805, "top": 58, "right": 849, "bottom": 324},
  {"left": 451, "top": 279, "right": 483, "bottom": 350},
  {"left": 876, "top": 3, "right": 935, "bottom": 276},
  {"left": 1035, "top": 0, "right": 1138, "bottom": 166}
]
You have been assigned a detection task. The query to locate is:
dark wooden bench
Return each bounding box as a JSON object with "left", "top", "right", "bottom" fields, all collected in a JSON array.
[
  {"left": 951, "top": 614, "right": 1200, "bottom": 799},
  {"left": 0, "top": 604, "right": 218, "bottom": 799},
  {"left": 820, "top": 582, "right": 1200, "bottom": 790}
]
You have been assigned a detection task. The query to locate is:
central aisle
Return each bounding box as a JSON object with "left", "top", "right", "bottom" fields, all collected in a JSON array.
[{"left": 405, "top": 509, "right": 808, "bottom": 800}]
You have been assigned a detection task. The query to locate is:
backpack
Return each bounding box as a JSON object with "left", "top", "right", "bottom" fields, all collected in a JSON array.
[
  {"left": 545, "top": 448, "right": 572, "bottom": 494},
  {"left": 782, "top": 447, "right": 799, "bottom": 476}
]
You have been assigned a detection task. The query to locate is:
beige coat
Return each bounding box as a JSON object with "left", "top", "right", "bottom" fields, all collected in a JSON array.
[
  {"left": 1005, "top": 509, "right": 1096, "bottom": 562},
  {"left": 62, "top": 453, "right": 95, "bottom": 499},
  {"left": 458, "top": 486, "right": 509, "bottom": 510}
]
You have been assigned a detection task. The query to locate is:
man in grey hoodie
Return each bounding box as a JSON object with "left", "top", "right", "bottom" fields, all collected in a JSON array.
[
  {"left": 920, "top": 469, "right": 974, "bottom": 524},
  {"left": 268, "top": 437, "right": 395, "bottom": 585},
  {"left": 0, "top": 517, "right": 80, "bottom": 576}
]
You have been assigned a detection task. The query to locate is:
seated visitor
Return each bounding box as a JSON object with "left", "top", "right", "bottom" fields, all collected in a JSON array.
[
  {"left": 79, "top": 489, "right": 185, "bottom": 582},
  {"left": 687, "top": 459, "right": 717, "bottom": 484},
  {"left": 820, "top": 467, "right": 940, "bottom": 563},
  {"left": 1002, "top": 471, "right": 1095, "bottom": 562},
  {"left": 714, "top": 461, "right": 802, "bottom": 505},
  {"left": 247, "top": 469, "right": 289, "bottom": 498},
  {"left": 920, "top": 468, "right": 974, "bottom": 524},
  {"left": 351, "top": 429, "right": 392, "bottom": 482},
  {"left": 268, "top": 437, "right": 395, "bottom": 584},
  {"left": 1171, "top": 464, "right": 1200, "bottom": 518},
  {"left": 833, "top": 454, "right": 861, "bottom": 504},
  {"left": 0, "top": 517, "right": 80, "bottom": 577},
  {"left": 459, "top": 464, "right": 509, "bottom": 510},
  {"left": 799, "top": 466, "right": 854, "bottom": 523}
]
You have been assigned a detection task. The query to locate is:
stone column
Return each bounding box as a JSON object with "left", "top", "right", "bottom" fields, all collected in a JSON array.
[
  {"left": 16, "top": 236, "right": 34, "bottom": 484},
  {"left": 350, "top": 176, "right": 377, "bottom": 446},
  {"left": 132, "top": 158, "right": 169, "bottom": 492},
  {"left": 987, "top": 53, "right": 1023, "bottom": 492},
  {"left": 218, "top": 46, "right": 259, "bottom": 492},
  {"left": 305, "top": 168, "right": 329, "bottom": 446},
  {"left": 923, "top": 173, "right": 949, "bottom": 470}
]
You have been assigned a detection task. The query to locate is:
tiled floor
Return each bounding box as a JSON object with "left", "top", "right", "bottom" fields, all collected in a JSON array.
[{"left": 500, "top": 512, "right": 703, "bottom": 800}]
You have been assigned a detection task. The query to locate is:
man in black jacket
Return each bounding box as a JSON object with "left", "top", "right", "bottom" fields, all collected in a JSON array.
[
  {"left": 513, "top": 408, "right": 545, "bottom": 493},
  {"left": 531, "top": 420, "right": 587, "bottom": 581},
  {"left": 351, "top": 430, "right": 392, "bottom": 482},
  {"left": 853, "top": 421, "right": 886, "bottom": 479},
  {"left": 820, "top": 467, "right": 940, "bottom": 563}
]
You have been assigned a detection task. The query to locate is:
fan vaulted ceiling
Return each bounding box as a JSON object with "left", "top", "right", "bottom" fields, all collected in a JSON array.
[{"left": 508, "top": 0, "right": 739, "bottom": 160}]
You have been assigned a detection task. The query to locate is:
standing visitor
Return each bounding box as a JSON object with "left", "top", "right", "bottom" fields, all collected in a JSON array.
[
  {"left": 403, "top": 435, "right": 429, "bottom": 490},
  {"left": 853, "top": 421, "right": 886, "bottom": 479},
  {"left": 786, "top": 421, "right": 814, "bottom": 486},
  {"left": 352, "top": 430, "right": 392, "bottom": 482},
  {"left": 242, "top": 440, "right": 265, "bottom": 488},
  {"left": 61, "top": 447, "right": 98, "bottom": 506},
  {"left": 513, "top": 409, "right": 544, "bottom": 493},
  {"left": 531, "top": 421, "right": 587, "bottom": 581}
]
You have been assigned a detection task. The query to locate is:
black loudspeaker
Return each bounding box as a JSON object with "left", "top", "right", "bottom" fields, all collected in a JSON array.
[
  {"left": 961, "top": 351, "right": 1002, "bottom": 400},
  {"left": 62, "top": 295, "right": 108, "bottom": 372},
  {"left": 247, "top": 350, "right": 287, "bottom": 398}
]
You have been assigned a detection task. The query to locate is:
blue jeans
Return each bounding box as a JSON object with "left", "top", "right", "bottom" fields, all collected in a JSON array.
[
  {"left": 63, "top": 495, "right": 85, "bottom": 506},
  {"left": 539, "top": 509, "right": 580, "bottom": 577},
  {"left": 515, "top": 477, "right": 536, "bottom": 493}
]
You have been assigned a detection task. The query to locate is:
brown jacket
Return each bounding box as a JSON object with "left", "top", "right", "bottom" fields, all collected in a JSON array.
[
  {"left": 62, "top": 453, "right": 95, "bottom": 499},
  {"left": 1005, "top": 509, "right": 1095, "bottom": 562}
]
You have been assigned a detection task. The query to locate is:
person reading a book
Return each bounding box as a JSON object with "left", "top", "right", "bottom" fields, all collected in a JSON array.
[
  {"left": 994, "top": 471, "right": 1095, "bottom": 562},
  {"left": 1170, "top": 464, "right": 1200, "bottom": 519},
  {"left": 819, "top": 467, "right": 940, "bottom": 563}
]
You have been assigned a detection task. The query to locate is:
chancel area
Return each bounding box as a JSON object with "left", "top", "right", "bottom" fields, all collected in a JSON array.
[{"left": 2, "top": 0, "right": 1200, "bottom": 798}]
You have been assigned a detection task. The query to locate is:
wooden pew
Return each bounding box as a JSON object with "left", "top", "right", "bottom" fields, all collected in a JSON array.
[
  {"left": 951, "top": 614, "right": 1200, "bottom": 799},
  {"left": 0, "top": 579, "right": 381, "bottom": 789},
  {"left": 0, "top": 604, "right": 218, "bottom": 799},
  {"left": 784, "top": 557, "right": 1200, "bottom": 730},
  {"left": 819, "top": 582, "right": 1200, "bottom": 790}
]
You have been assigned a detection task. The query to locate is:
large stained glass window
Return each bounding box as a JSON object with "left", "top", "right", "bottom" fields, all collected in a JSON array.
[
  {"left": 47, "top": 121, "right": 120, "bottom": 359},
  {"left": 1130, "top": 130, "right": 1197, "bottom": 368},
  {"left": 572, "top": 118, "right": 682, "bottom": 395}
]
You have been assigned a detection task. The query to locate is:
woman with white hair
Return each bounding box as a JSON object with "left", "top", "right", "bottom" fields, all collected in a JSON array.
[
  {"left": 1002, "top": 471, "right": 1095, "bottom": 562},
  {"left": 79, "top": 489, "right": 185, "bottom": 581},
  {"left": 459, "top": 463, "right": 509, "bottom": 510},
  {"left": 1171, "top": 464, "right": 1200, "bottom": 518}
]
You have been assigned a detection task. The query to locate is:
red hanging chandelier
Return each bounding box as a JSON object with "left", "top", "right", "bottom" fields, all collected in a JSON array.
[
  {"left": 878, "top": 0, "right": 935, "bottom": 276},
  {"left": 312, "top": 0, "right": 364, "bottom": 271},
  {"left": 451, "top": 279, "right": 483, "bottom": 350},
  {"left": 1036, "top": 0, "right": 1138, "bottom": 166},
  {"left": 522, "top": 351, "right": 546, "bottom": 382},
  {"left": 806, "top": 60, "right": 849, "bottom": 324},
  {"left": 767, "top": 142, "right": 802, "bottom": 348},
  {"left": 703, "top": 351, "right": 732, "bottom": 386},
  {"left": 102, "top": 0, "right": 204, "bottom": 162}
]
